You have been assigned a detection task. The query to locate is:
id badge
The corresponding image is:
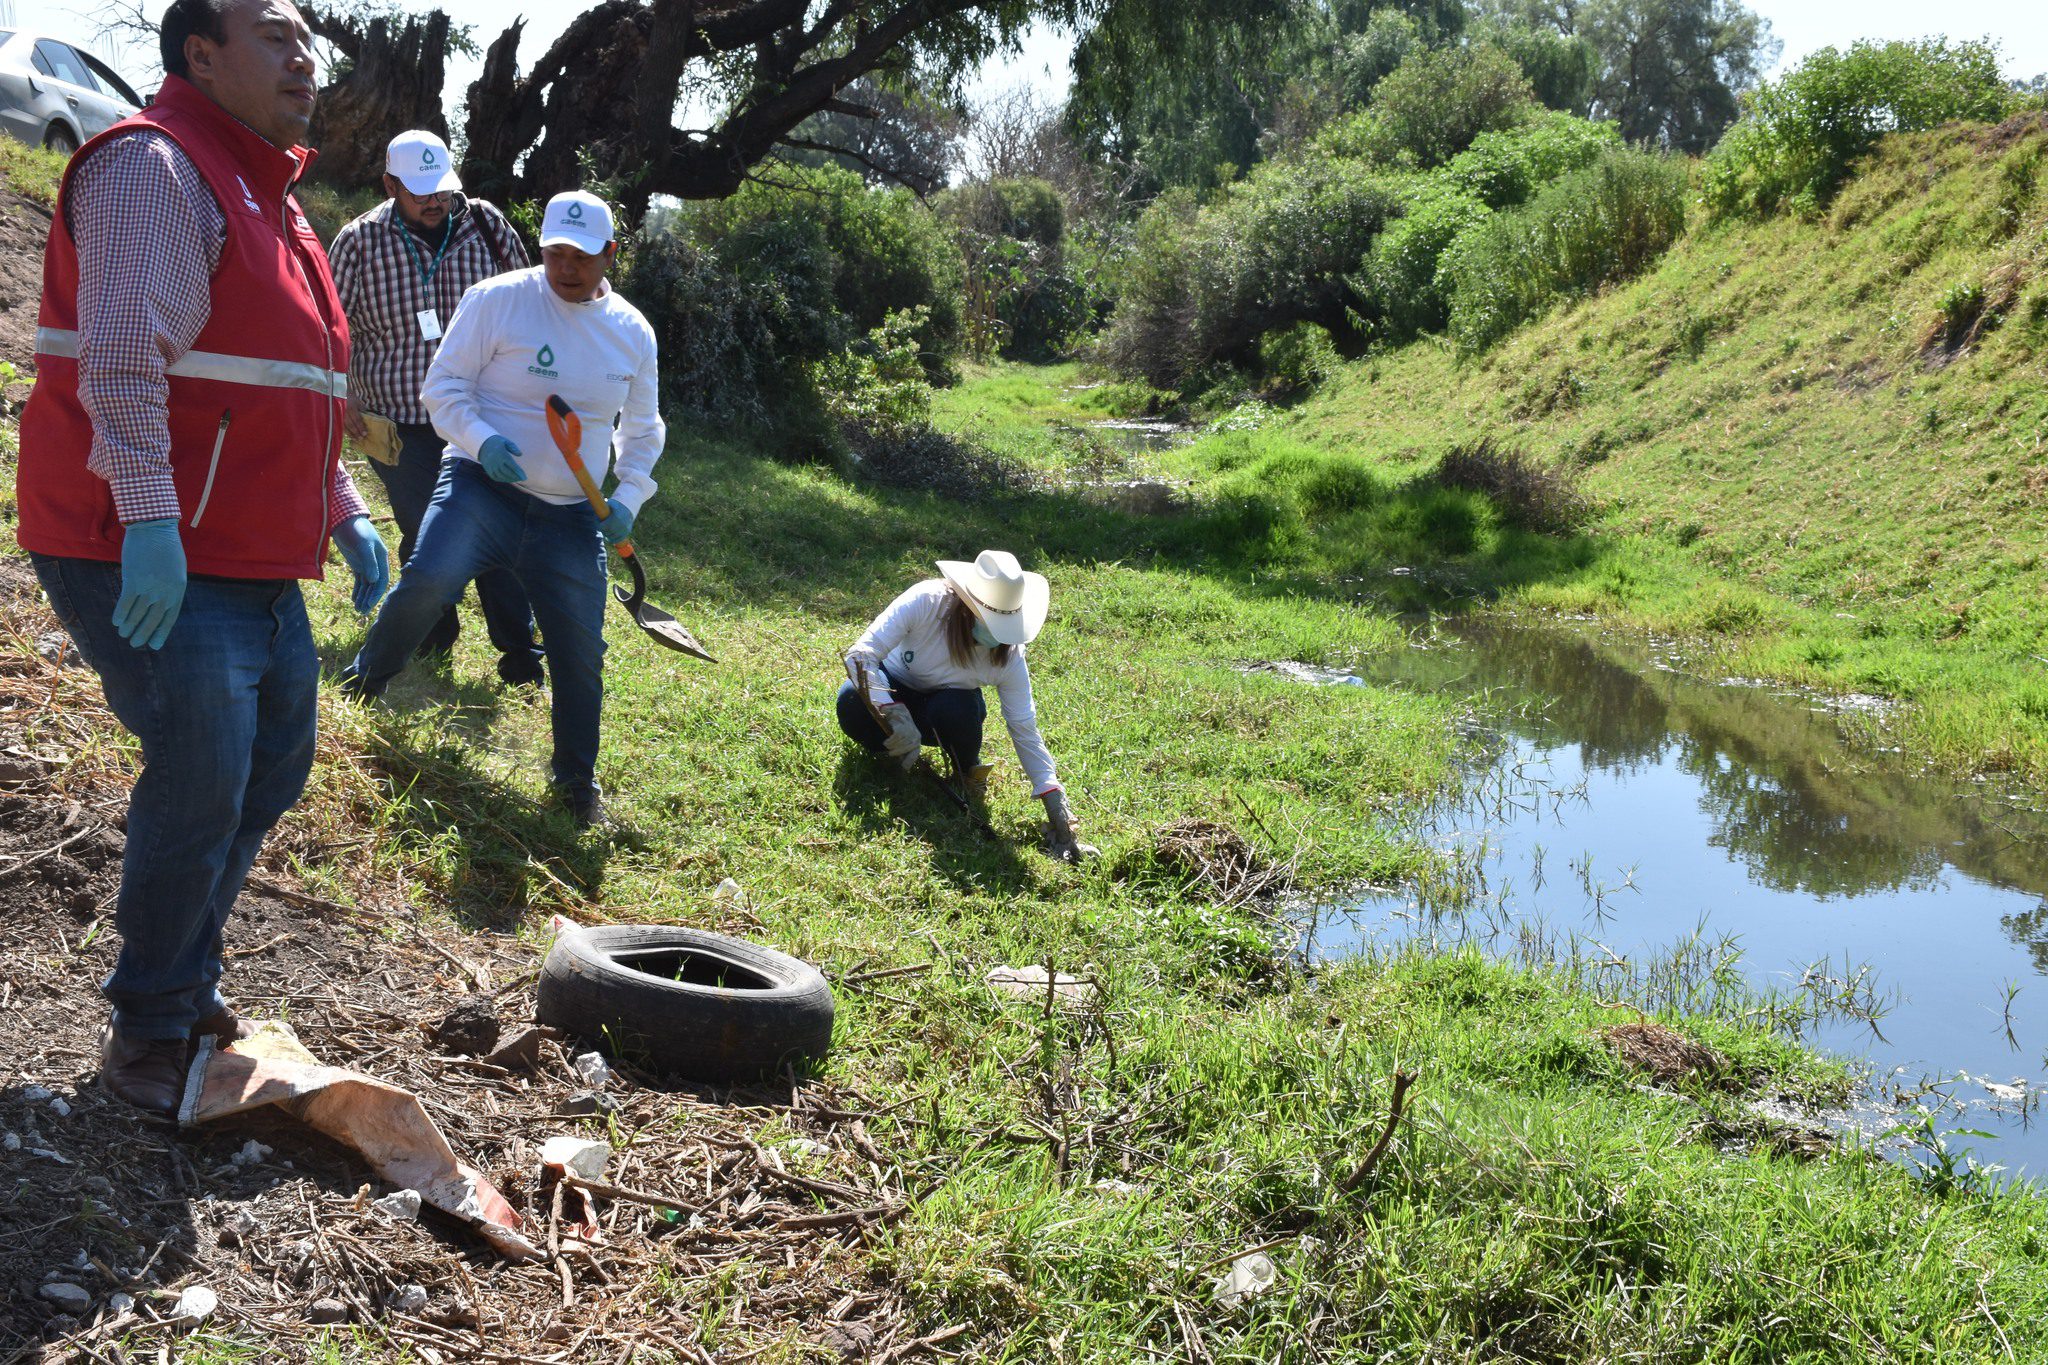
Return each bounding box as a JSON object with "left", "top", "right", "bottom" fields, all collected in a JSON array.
[{"left": 416, "top": 309, "right": 443, "bottom": 340}]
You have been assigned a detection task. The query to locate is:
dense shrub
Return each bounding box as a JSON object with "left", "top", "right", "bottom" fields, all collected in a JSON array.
[
  {"left": 1103, "top": 162, "right": 1407, "bottom": 386},
  {"left": 941, "top": 178, "right": 1095, "bottom": 361},
  {"left": 1442, "top": 112, "right": 1621, "bottom": 210},
  {"left": 1444, "top": 148, "right": 1689, "bottom": 352},
  {"left": 690, "top": 166, "right": 964, "bottom": 377},
  {"left": 1345, "top": 42, "right": 1537, "bottom": 169},
  {"left": 1702, "top": 40, "right": 2017, "bottom": 221},
  {"left": 940, "top": 178, "right": 1065, "bottom": 246},
  {"left": 624, "top": 222, "right": 839, "bottom": 430},
  {"left": 1363, "top": 179, "right": 1489, "bottom": 339}
]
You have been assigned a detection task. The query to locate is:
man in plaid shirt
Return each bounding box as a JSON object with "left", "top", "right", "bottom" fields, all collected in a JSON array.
[{"left": 329, "top": 130, "right": 542, "bottom": 685}]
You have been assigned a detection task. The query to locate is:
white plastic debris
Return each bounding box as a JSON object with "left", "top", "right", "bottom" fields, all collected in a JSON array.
[
  {"left": 28, "top": 1147, "right": 71, "bottom": 1165},
  {"left": 571, "top": 1051, "right": 613, "bottom": 1088},
  {"left": 173, "top": 1285, "right": 219, "bottom": 1324},
  {"left": 38, "top": 1282, "right": 90, "bottom": 1314},
  {"left": 785, "top": 1137, "right": 830, "bottom": 1159},
  {"left": 1092, "top": 1178, "right": 1139, "bottom": 1195},
  {"left": 21, "top": 1085, "right": 54, "bottom": 1102},
  {"left": 231, "top": 1139, "right": 273, "bottom": 1167},
  {"left": 1, "top": 1132, "right": 18, "bottom": 1151},
  {"left": 107, "top": 1292, "right": 136, "bottom": 1315},
  {"left": 224, "top": 1207, "right": 260, "bottom": 1237},
  {"left": 540, "top": 1135, "right": 611, "bottom": 1181},
  {"left": 388, "top": 1283, "right": 429, "bottom": 1315},
  {"left": 48, "top": 1097, "right": 71, "bottom": 1118},
  {"left": 985, "top": 964, "right": 1098, "bottom": 1010},
  {"left": 713, "top": 877, "right": 748, "bottom": 909},
  {"left": 1213, "top": 1252, "right": 1279, "bottom": 1309},
  {"left": 372, "top": 1189, "right": 423, "bottom": 1222}
]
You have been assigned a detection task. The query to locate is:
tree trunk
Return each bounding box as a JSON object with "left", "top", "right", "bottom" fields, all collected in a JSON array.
[{"left": 306, "top": 12, "right": 451, "bottom": 189}]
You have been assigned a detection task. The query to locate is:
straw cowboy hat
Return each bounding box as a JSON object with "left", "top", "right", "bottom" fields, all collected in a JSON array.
[{"left": 937, "top": 550, "right": 1048, "bottom": 647}]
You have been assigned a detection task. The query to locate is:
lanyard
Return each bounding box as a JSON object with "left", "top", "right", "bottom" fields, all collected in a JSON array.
[{"left": 398, "top": 216, "right": 455, "bottom": 293}]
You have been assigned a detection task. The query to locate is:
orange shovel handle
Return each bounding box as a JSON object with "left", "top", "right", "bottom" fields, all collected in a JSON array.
[{"left": 544, "top": 394, "right": 634, "bottom": 556}]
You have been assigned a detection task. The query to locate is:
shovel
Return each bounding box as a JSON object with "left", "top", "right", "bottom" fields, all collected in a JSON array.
[{"left": 543, "top": 395, "right": 715, "bottom": 662}]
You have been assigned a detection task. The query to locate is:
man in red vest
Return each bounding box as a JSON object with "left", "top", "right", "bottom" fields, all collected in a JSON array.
[{"left": 16, "top": 0, "right": 389, "bottom": 1116}]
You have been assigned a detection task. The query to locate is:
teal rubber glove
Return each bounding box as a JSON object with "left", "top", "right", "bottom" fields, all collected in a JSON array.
[
  {"left": 478, "top": 434, "right": 525, "bottom": 483},
  {"left": 332, "top": 515, "right": 390, "bottom": 615},
  {"left": 600, "top": 495, "right": 636, "bottom": 546},
  {"left": 113, "top": 517, "right": 186, "bottom": 651}
]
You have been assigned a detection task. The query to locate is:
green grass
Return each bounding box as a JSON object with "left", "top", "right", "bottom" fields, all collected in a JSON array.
[
  {"left": 12, "top": 121, "right": 2048, "bottom": 1360},
  {"left": 0, "top": 136, "right": 68, "bottom": 205}
]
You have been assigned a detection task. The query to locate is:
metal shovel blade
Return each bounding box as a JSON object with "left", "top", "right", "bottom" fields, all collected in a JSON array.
[{"left": 613, "top": 546, "right": 716, "bottom": 661}]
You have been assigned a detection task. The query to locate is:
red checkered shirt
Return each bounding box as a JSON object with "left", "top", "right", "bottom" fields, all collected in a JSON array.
[
  {"left": 68, "top": 130, "right": 366, "bottom": 528},
  {"left": 328, "top": 196, "right": 528, "bottom": 425}
]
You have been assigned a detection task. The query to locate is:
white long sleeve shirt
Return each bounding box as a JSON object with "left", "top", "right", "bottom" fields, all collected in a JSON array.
[
  {"left": 846, "top": 580, "right": 1063, "bottom": 796},
  {"left": 422, "top": 267, "right": 665, "bottom": 516}
]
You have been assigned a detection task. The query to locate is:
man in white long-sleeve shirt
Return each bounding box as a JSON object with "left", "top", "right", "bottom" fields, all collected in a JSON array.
[{"left": 342, "top": 191, "right": 665, "bottom": 827}]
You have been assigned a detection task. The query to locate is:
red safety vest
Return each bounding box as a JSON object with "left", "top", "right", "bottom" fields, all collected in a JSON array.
[{"left": 17, "top": 75, "right": 350, "bottom": 580}]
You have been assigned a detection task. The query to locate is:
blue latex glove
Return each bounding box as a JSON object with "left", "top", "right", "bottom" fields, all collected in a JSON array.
[
  {"left": 331, "top": 515, "right": 390, "bottom": 615},
  {"left": 113, "top": 517, "right": 186, "bottom": 651},
  {"left": 478, "top": 434, "right": 525, "bottom": 483},
  {"left": 600, "top": 495, "right": 636, "bottom": 546}
]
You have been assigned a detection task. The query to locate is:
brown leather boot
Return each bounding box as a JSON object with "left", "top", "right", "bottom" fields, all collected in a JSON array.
[
  {"left": 99, "top": 1027, "right": 189, "bottom": 1117},
  {"left": 194, "top": 1006, "right": 258, "bottom": 1044}
]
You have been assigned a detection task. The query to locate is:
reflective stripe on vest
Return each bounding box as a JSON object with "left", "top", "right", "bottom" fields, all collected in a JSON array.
[{"left": 35, "top": 326, "right": 349, "bottom": 400}]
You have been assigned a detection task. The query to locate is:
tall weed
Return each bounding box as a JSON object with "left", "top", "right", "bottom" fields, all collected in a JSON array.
[{"left": 1445, "top": 150, "right": 1689, "bottom": 352}]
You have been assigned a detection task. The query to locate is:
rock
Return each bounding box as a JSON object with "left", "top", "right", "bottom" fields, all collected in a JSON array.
[
  {"left": 41, "top": 1315, "right": 79, "bottom": 1339},
  {"left": 47, "top": 1097, "right": 70, "bottom": 1118},
  {"left": 426, "top": 996, "right": 501, "bottom": 1057},
  {"left": 219, "top": 1207, "right": 259, "bottom": 1245},
  {"left": 571, "top": 1051, "right": 613, "bottom": 1088},
  {"left": 108, "top": 1292, "right": 136, "bottom": 1315},
  {"left": 308, "top": 1297, "right": 350, "bottom": 1324},
  {"left": 35, "top": 631, "right": 83, "bottom": 669},
  {"left": 482, "top": 1025, "right": 550, "bottom": 1071},
  {"left": 557, "top": 1090, "right": 621, "bottom": 1119},
  {"left": 20, "top": 1085, "right": 54, "bottom": 1102},
  {"left": 173, "top": 1285, "right": 218, "bottom": 1323},
  {"left": 1, "top": 1132, "right": 19, "bottom": 1151},
  {"left": 822, "top": 1321, "right": 876, "bottom": 1358},
  {"left": 387, "top": 1283, "right": 429, "bottom": 1315},
  {"left": 540, "top": 1322, "right": 572, "bottom": 1343},
  {"left": 540, "top": 1135, "right": 610, "bottom": 1181},
  {"left": 38, "top": 1282, "right": 91, "bottom": 1314},
  {"left": 371, "top": 1189, "right": 422, "bottom": 1222}
]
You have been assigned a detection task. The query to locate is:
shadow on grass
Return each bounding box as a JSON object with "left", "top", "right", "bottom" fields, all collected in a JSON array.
[
  {"left": 627, "top": 432, "right": 1609, "bottom": 628},
  {"left": 831, "top": 747, "right": 1040, "bottom": 896}
]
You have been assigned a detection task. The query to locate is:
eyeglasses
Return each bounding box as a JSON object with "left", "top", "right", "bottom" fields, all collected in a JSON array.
[{"left": 405, "top": 188, "right": 453, "bottom": 203}]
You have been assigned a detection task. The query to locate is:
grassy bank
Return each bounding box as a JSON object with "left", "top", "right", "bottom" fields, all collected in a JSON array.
[{"left": 1180, "top": 114, "right": 2048, "bottom": 780}]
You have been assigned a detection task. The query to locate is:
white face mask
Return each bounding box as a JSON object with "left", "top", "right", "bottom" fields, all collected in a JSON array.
[{"left": 971, "top": 620, "right": 999, "bottom": 649}]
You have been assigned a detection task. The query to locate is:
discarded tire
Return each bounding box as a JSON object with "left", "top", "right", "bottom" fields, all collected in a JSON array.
[{"left": 536, "top": 926, "right": 834, "bottom": 1083}]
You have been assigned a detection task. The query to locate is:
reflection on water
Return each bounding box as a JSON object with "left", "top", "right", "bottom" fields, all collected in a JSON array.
[{"left": 1305, "top": 617, "right": 2048, "bottom": 1175}]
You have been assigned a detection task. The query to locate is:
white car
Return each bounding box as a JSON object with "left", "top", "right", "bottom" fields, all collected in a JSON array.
[{"left": 0, "top": 28, "right": 144, "bottom": 155}]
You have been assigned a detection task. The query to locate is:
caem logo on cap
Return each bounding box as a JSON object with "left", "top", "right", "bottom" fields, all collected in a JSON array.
[{"left": 567, "top": 203, "right": 584, "bottom": 221}]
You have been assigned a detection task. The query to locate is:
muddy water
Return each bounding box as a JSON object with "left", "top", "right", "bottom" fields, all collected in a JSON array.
[{"left": 1303, "top": 617, "right": 2048, "bottom": 1176}]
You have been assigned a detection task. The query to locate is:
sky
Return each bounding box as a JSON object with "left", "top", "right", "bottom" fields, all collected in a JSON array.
[{"left": 40, "top": 0, "right": 2048, "bottom": 124}]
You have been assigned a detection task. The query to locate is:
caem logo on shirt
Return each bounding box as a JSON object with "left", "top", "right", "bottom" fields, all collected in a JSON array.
[{"left": 528, "top": 343, "right": 560, "bottom": 379}]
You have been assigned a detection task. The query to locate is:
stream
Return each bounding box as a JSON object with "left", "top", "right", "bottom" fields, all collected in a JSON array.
[{"left": 1298, "top": 616, "right": 2048, "bottom": 1179}]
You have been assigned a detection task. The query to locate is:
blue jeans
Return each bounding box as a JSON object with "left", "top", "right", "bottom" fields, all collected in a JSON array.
[
  {"left": 344, "top": 458, "right": 609, "bottom": 800},
  {"left": 32, "top": 555, "right": 317, "bottom": 1040},
  {"left": 835, "top": 668, "right": 986, "bottom": 773},
  {"left": 368, "top": 427, "right": 543, "bottom": 683}
]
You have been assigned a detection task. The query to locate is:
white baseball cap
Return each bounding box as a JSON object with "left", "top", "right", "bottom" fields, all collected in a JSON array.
[
  {"left": 385, "top": 130, "right": 460, "bottom": 196},
  {"left": 538, "top": 191, "right": 615, "bottom": 255}
]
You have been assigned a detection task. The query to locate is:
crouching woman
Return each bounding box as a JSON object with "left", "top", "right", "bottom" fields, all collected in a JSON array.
[{"left": 836, "top": 551, "right": 1091, "bottom": 861}]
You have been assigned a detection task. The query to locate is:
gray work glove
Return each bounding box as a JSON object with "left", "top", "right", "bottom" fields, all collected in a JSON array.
[
  {"left": 877, "top": 704, "right": 923, "bottom": 770},
  {"left": 1041, "top": 790, "right": 1098, "bottom": 863}
]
